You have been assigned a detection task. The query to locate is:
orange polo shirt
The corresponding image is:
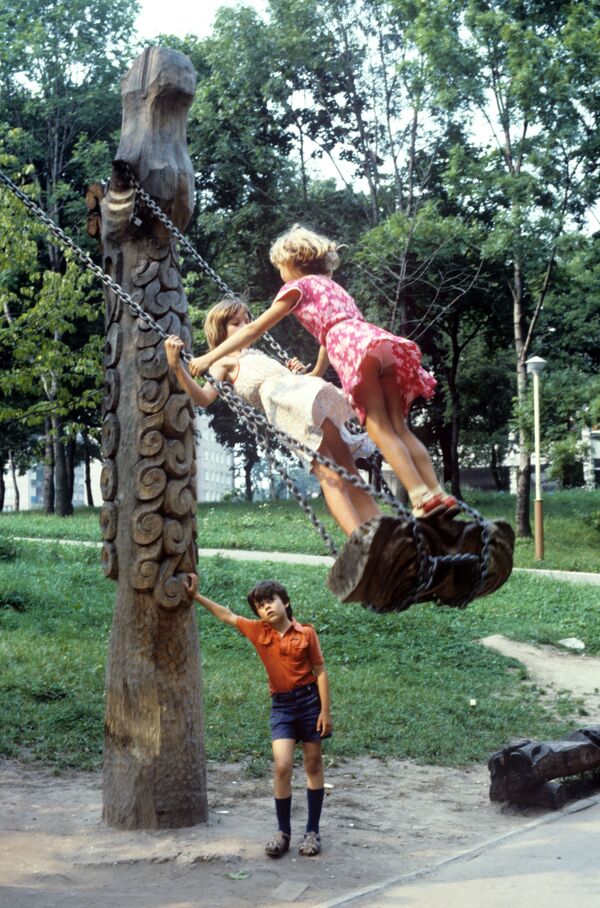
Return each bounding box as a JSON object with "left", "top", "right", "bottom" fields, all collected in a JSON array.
[{"left": 236, "top": 616, "right": 324, "bottom": 694}]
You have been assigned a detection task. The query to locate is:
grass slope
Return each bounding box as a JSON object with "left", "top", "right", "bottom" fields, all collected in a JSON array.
[{"left": 1, "top": 539, "right": 598, "bottom": 771}]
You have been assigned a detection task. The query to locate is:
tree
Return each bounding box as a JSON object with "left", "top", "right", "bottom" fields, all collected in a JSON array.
[
  {"left": 0, "top": 0, "right": 138, "bottom": 513},
  {"left": 413, "top": 0, "right": 600, "bottom": 533}
]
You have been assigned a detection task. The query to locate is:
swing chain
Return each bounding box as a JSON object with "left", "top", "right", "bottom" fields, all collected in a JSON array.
[{"left": 120, "top": 163, "right": 292, "bottom": 366}]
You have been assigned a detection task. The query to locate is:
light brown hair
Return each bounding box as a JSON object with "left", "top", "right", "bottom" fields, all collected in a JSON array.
[
  {"left": 203, "top": 297, "right": 251, "bottom": 349},
  {"left": 269, "top": 224, "right": 340, "bottom": 275}
]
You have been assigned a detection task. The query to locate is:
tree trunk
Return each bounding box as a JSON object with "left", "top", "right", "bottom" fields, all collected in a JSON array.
[
  {"left": 82, "top": 430, "right": 94, "bottom": 507},
  {"left": 244, "top": 452, "right": 254, "bottom": 502},
  {"left": 0, "top": 455, "right": 5, "bottom": 510},
  {"left": 9, "top": 451, "right": 19, "bottom": 511},
  {"left": 490, "top": 444, "right": 502, "bottom": 491},
  {"left": 65, "top": 435, "right": 75, "bottom": 512},
  {"left": 52, "top": 417, "right": 71, "bottom": 517},
  {"left": 98, "top": 47, "right": 207, "bottom": 829},
  {"left": 43, "top": 417, "right": 55, "bottom": 514}
]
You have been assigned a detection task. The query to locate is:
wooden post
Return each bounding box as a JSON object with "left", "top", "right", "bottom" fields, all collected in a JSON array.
[{"left": 97, "top": 47, "right": 207, "bottom": 829}]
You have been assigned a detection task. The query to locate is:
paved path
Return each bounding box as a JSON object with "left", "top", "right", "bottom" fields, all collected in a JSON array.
[
  {"left": 12, "top": 537, "right": 600, "bottom": 582},
  {"left": 317, "top": 796, "right": 600, "bottom": 907}
]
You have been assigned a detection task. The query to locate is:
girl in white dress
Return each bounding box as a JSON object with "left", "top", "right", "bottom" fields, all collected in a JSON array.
[{"left": 164, "top": 298, "right": 381, "bottom": 536}]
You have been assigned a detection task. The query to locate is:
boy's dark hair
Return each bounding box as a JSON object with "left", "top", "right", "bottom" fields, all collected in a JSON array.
[{"left": 247, "top": 580, "right": 293, "bottom": 620}]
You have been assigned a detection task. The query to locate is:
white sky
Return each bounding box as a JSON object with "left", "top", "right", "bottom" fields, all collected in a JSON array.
[{"left": 135, "top": 0, "right": 267, "bottom": 41}]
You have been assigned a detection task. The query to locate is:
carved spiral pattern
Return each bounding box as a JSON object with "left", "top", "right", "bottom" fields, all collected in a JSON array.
[
  {"left": 103, "top": 368, "right": 120, "bottom": 415},
  {"left": 104, "top": 241, "right": 196, "bottom": 606},
  {"left": 137, "top": 344, "right": 168, "bottom": 380},
  {"left": 154, "top": 558, "right": 185, "bottom": 609},
  {"left": 164, "top": 437, "right": 193, "bottom": 477},
  {"left": 105, "top": 322, "right": 123, "bottom": 369},
  {"left": 100, "top": 460, "right": 118, "bottom": 501},
  {"left": 134, "top": 455, "right": 167, "bottom": 500},
  {"left": 163, "top": 393, "right": 192, "bottom": 437},
  {"left": 101, "top": 413, "right": 120, "bottom": 458},
  {"left": 139, "top": 376, "right": 170, "bottom": 414},
  {"left": 131, "top": 497, "right": 165, "bottom": 545},
  {"left": 100, "top": 503, "right": 118, "bottom": 541},
  {"left": 101, "top": 542, "right": 118, "bottom": 579}
]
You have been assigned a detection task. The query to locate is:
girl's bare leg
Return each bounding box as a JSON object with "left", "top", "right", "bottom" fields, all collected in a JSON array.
[
  {"left": 353, "top": 357, "right": 425, "bottom": 492},
  {"left": 320, "top": 419, "right": 381, "bottom": 526},
  {"left": 313, "top": 420, "right": 381, "bottom": 535},
  {"left": 380, "top": 372, "right": 439, "bottom": 489}
]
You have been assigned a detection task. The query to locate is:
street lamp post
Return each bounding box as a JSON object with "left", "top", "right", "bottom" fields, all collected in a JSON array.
[{"left": 525, "top": 356, "right": 547, "bottom": 560}]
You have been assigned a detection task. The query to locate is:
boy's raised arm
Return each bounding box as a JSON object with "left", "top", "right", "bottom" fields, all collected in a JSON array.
[{"left": 184, "top": 573, "right": 240, "bottom": 626}]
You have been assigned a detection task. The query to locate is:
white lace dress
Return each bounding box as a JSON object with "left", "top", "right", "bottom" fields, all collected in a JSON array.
[{"left": 231, "top": 349, "right": 373, "bottom": 463}]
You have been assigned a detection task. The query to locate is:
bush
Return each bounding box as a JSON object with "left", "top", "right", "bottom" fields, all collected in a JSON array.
[{"left": 547, "top": 437, "right": 587, "bottom": 488}]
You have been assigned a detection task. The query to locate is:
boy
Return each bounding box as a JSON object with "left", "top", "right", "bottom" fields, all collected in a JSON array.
[{"left": 185, "top": 573, "right": 332, "bottom": 857}]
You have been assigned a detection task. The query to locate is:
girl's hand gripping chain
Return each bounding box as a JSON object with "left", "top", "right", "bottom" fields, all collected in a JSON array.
[{"left": 189, "top": 354, "right": 211, "bottom": 377}]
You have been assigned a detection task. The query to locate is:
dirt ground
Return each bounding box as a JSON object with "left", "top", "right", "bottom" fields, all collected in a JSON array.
[{"left": 2, "top": 638, "right": 600, "bottom": 908}]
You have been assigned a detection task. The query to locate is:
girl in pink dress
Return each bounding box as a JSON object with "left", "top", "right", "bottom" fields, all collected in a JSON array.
[{"left": 189, "top": 227, "right": 457, "bottom": 518}]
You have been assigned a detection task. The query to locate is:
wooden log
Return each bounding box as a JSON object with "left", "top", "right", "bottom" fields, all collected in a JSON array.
[
  {"left": 98, "top": 47, "right": 208, "bottom": 830},
  {"left": 488, "top": 725, "right": 600, "bottom": 808}
]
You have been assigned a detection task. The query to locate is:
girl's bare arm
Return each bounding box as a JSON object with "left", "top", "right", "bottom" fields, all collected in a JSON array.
[
  {"left": 188, "top": 294, "right": 299, "bottom": 376},
  {"left": 164, "top": 335, "right": 230, "bottom": 408},
  {"left": 310, "top": 345, "right": 330, "bottom": 377}
]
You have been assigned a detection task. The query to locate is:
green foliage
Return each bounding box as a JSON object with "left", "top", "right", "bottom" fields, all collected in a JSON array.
[{"left": 546, "top": 437, "right": 587, "bottom": 488}]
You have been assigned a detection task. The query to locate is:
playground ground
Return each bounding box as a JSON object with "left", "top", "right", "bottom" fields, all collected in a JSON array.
[{"left": 2, "top": 633, "right": 599, "bottom": 908}]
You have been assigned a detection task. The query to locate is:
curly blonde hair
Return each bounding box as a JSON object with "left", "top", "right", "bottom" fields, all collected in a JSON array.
[
  {"left": 269, "top": 224, "right": 340, "bottom": 275},
  {"left": 203, "top": 297, "right": 251, "bottom": 349}
]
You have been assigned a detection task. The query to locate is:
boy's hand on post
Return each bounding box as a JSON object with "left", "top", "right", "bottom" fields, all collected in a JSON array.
[
  {"left": 189, "top": 355, "right": 211, "bottom": 377},
  {"left": 184, "top": 572, "right": 199, "bottom": 600}
]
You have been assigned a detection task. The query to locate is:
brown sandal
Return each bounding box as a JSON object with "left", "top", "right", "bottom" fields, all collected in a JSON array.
[
  {"left": 265, "top": 830, "right": 290, "bottom": 857},
  {"left": 299, "top": 831, "right": 321, "bottom": 856}
]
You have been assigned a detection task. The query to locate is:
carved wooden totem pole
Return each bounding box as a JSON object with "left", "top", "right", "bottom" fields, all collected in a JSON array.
[{"left": 97, "top": 47, "right": 207, "bottom": 828}]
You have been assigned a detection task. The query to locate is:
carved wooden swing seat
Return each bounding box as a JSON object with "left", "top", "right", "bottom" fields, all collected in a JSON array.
[{"left": 327, "top": 512, "right": 515, "bottom": 612}]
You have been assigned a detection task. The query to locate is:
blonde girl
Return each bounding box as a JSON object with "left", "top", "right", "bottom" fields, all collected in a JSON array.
[
  {"left": 165, "top": 297, "right": 380, "bottom": 536},
  {"left": 189, "top": 228, "right": 457, "bottom": 518}
]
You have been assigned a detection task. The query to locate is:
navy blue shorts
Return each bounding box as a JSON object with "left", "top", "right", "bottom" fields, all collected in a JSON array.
[{"left": 270, "top": 682, "right": 331, "bottom": 743}]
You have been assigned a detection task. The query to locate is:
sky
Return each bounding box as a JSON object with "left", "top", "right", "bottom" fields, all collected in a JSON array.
[{"left": 135, "top": 0, "right": 266, "bottom": 41}]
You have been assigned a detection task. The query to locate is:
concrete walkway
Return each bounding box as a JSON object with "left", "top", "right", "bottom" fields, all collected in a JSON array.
[
  {"left": 317, "top": 795, "right": 600, "bottom": 907},
  {"left": 12, "top": 537, "right": 600, "bottom": 582}
]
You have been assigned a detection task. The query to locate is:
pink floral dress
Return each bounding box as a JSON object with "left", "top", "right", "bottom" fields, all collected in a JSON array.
[{"left": 275, "top": 275, "right": 437, "bottom": 423}]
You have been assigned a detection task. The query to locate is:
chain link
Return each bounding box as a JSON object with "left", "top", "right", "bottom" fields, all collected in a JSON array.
[{"left": 0, "top": 165, "right": 491, "bottom": 605}]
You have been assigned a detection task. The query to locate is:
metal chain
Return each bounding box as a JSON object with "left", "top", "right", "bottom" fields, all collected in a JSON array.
[
  {"left": 0, "top": 165, "right": 491, "bottom": 604},
  {"left": 119, "top": 163, "right": 292, "bottom": 365}
]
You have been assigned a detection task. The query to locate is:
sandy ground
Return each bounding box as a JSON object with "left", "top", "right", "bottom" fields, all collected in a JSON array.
[{"left": 2, "top": 638, "right": 600, "bottom": 908}]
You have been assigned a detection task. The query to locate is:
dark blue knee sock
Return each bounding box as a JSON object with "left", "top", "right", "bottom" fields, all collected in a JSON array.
[
  {"left": 306, "top": 787, "right": 324, "bottom": 834},
  {"left": 275, "top": 796, "right": 292, "bottom": 836}
]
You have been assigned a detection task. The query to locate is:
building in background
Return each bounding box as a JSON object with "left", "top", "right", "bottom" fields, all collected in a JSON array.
[
  {"left": 2, "top": 413, "right": 236, "bottom": 511},
  {"left": 195, "top": 411, "right": 235, "bottom": 502}
]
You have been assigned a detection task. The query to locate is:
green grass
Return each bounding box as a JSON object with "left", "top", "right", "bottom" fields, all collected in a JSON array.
[
  {"left": 1, "top": 539, "right": 598, "bottom": 771},
  {"left": 1, "top": 489, "right": 599, "bottom": 570}
]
